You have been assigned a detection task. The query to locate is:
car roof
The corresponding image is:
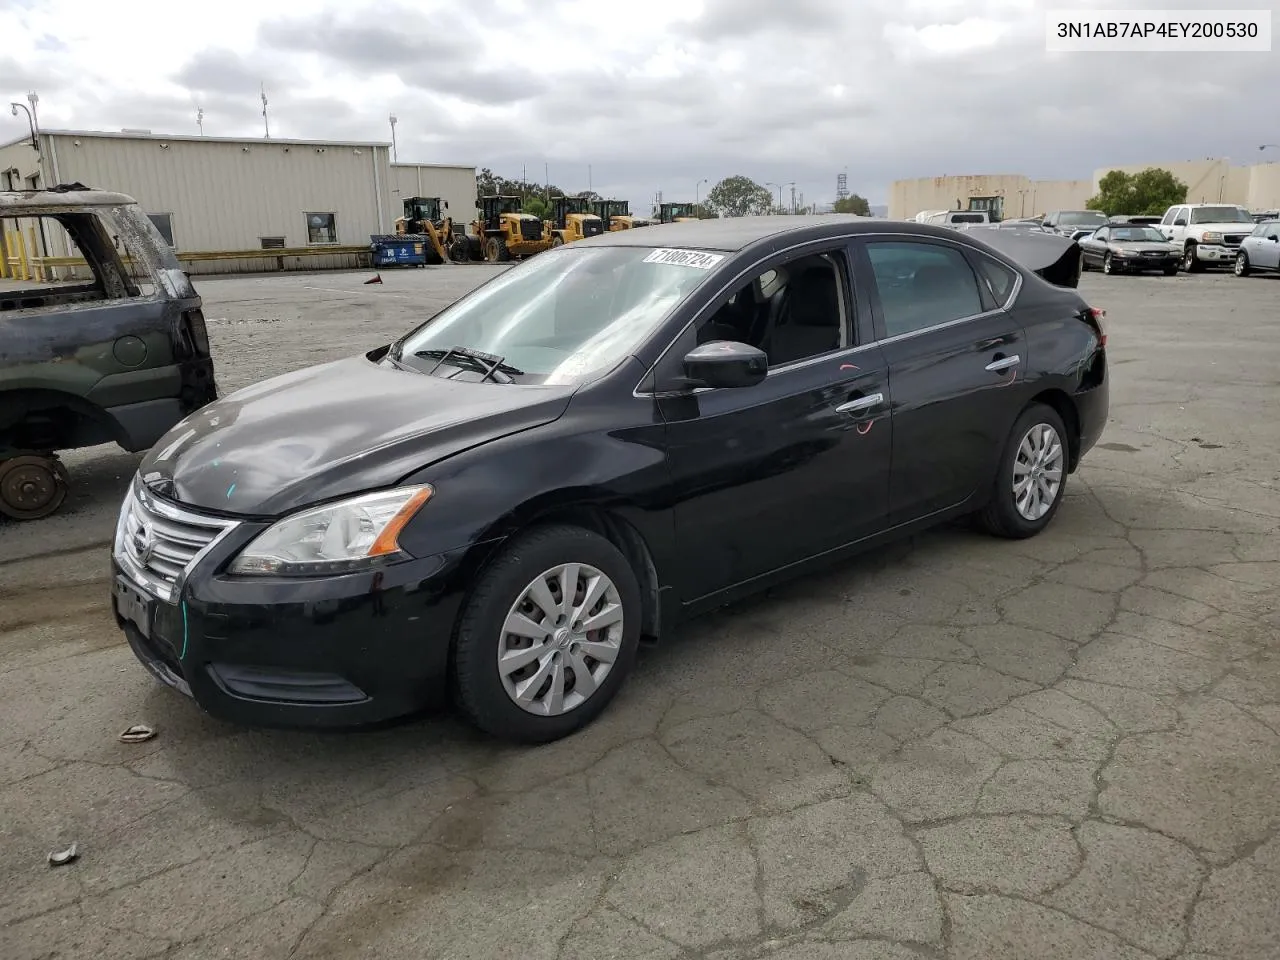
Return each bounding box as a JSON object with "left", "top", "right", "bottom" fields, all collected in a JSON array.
[
  {"left": 571, "top": 214, "right": 988, "bottom": 252},
  {"left": 0, "top": 187, "right": 136, "bottom": 211}
]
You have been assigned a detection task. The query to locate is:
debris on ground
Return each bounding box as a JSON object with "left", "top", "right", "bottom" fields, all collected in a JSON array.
[
  {"left": 48, "top": 844, "right": 78, "bottom": 867},
  {"left": 118, "top": 724, "right": 156, "bottom": 744}
]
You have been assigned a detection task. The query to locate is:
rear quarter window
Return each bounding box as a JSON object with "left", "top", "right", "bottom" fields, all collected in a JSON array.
[{"left": 972, "top": 253, "right": 1019, "bottom": 307}]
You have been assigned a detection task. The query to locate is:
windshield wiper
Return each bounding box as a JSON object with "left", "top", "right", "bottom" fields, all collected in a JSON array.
[{"left": 413, "top": 346, "right": 524, "bottom": 383}]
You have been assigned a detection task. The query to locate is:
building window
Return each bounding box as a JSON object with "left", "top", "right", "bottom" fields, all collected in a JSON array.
[
  {"left": 2, "top": 169, "right": 15, "bottom": 191},
  {"left": 27, "top": 173, "right": 40, "bottom": 190},
  {"left": 147, "top": 213, "right": 175, "bottom": 247},
  {"left": 260, "top": 237, "right": 287, "bottom": 250},
  {"left": 305, "top": 213, "right": 337, "bottom": 244}
]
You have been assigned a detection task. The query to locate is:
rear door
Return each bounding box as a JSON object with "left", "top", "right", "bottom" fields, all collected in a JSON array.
[{"left": 852, "top": 236, "right": 1031, "bottom": 525}]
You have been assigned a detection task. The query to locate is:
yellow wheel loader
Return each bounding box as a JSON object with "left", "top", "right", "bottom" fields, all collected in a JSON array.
[
  {"left": 591, "top": 199, "right": 653, "bottom": 230},
  {"left": 545, "top": 196, "right": 606, "bottom": 246},
  {"left": 393, "top": 196, "right": 455, "bottom": 264},
  {"left": 657, "top": 202, "right": 699, "bottom": 223},
  {"left": 451, "top": 195, "right": 551, "bottom": 263}
]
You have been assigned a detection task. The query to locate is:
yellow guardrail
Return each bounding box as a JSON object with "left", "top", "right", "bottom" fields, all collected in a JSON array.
[{"left": 1, "top": 243, "right": 372, "bottom": 281}]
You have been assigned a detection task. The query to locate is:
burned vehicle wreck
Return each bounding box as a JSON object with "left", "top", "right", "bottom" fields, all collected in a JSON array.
[{"left": 0, "top": 186, "right": 217, "bottom": 519}]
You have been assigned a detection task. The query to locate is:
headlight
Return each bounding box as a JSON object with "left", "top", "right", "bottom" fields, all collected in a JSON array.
[
  {"left": 228, "top": 485, "right": 434, "bottom": 577},
  {"left": 1201, "top": 232, "right": 1223, "bottom": 242}
]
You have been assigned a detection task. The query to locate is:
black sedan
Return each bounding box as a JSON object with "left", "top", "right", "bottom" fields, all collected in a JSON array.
[
  {"left": 111, "top": 217, "right": 1109, "bottom": 744},
  {"left": 1080, "top": 224, "right": 1181, "bottom": 275}
]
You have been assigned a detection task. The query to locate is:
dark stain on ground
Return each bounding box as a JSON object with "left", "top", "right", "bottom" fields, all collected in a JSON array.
[{"left": 1099, "top": 442, "right": 1140, "bottom": 453}]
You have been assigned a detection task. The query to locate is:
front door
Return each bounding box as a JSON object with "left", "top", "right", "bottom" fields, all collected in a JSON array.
[
  {"left": 854, "top": 237, "right": 1030, "bottom": 524},
  {"left": 656, "top": 247, "right": 892, "bottom": 602}
]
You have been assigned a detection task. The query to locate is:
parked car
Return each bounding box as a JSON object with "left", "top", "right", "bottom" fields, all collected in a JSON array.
[
  {"left": 1041, "top": 210, "right": 1109, "bottom": 237},
  {"left": 1107, "top": 215, "right": 1162, "bottom": 226},
  {"left": 1079, "top": 223, "right": 1181, "bottom": 275},
  {"left": 1234, "top": 219, "right": 1280, "bottom": 276},
  {"left": 1158, "top": 203, "right": 1256, "bottom": 272},
  {"left": 111, "top": 216, "right": 1108, "bottom": 743},
  {"left": 1251, "top": 210, "right": 1279, "bottom": 223},
  {"left": 1, "top": 185, "right": 217, "bottom": 520}
]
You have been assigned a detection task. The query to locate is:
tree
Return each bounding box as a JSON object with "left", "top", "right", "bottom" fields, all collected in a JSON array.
[
  {"left": 523, "top": 196, "right": 552, "bottom": 220},
  {"left": 1087, "top": 167, "right": 1187, "bottom": 217},
  {"left": 705, "top": 175, "right": 774, "bottom": 218},
  {"left": 833, "top": 193, "right": 871, "bottom": 216}
]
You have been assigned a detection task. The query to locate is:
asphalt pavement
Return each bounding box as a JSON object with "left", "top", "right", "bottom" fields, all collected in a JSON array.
[{"left": 2, "top": 263, "right": 1278, "bottom": 960}]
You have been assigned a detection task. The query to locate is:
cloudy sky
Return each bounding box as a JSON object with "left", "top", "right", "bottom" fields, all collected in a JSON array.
[{"left": 2, "top": 0, "right": 1278, "bottom": 212}]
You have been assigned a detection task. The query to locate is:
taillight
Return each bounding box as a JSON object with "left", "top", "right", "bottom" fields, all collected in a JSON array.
[
  {"left": 1084, "top": 306, "right": 1107, "bottom": 347},
  {"left": 182, "top": 308, "right": 211, "bottom": 356}
]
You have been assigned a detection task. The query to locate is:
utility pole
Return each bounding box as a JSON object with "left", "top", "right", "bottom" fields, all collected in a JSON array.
[
  {"left": 789, "top": 185, "right": 796, "bottom": 215},
  {"left": 260, "top": 84, "right": 270, "bottom": 138},
  {"left": 388, "top": 114, "right": 398, "bottom": 162},
  {"left": 588, "top": 164, "right": 592, "bottom": 193},
  {"left": 196, "top": 106, "right": 204, "bottom": 135},
  {"left": 545, "top": 162, "right": 550, "bottom": 201}
]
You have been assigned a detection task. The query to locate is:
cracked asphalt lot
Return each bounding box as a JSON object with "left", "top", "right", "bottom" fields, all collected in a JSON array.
[{"left": 2, "top": 265, "right": 1279, "bottom": 959}]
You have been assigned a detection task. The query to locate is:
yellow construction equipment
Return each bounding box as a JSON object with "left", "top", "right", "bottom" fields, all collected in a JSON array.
[
  {"left": 393, "top": 196, "right": 455, "bottom": 263},
  {"left": 452, "top": 195, "right": 552, "bottom": 263},
  {"left": 657, "top": 202, "right": 699, "bottom": 223},
  {"left": 591, "top": 199, "right": 652, "bottom": 230},
  {"left": 545, "top": 196, "right": 606, "bottom": 246}
]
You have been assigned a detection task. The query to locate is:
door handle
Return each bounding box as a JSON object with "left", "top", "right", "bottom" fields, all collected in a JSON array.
[
  {"left": 985, "top": 354, "right": 1020, "bottom": 372},
  {"left": 835, "top": 392, "right": 883, "bottom": 414}
]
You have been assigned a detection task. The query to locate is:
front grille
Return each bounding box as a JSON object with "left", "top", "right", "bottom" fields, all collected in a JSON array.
[
  {"left": 584, "top": 220, "right": 604, "bottom": 237},
  {"left": 1142, "top": 250, "right": 1166, "bottom": 257},
  {"left": 1223, "top": 234, "right": 1246, "bottom": 247},
  {"left": 114, "top": 481, "right": 238, "bottom": 601},
  {"left": 519, "top": 219, "right": 543, "bottom": 241}
]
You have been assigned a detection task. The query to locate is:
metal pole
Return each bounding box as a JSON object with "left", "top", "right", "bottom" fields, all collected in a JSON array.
[
  {"left": 389, "top": 115, "right": 398, "bottom": 163},
  {"left": 8, "top": 101, "right": 39, "bottom": 156},
  {"left": 588, "top": 165, "right": 592, "bottom": 192},
  {"left": 261, "top": 84, "right": 270, "bottom": 138}
]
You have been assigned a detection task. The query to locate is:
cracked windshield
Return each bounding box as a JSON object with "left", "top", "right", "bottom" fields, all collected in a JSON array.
[{"left": 2, "top": 2, "right": 1277, "bottom": 959}]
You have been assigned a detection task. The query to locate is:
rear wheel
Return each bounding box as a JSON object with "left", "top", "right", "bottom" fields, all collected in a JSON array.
[
  {"left": 0, "top": 454, "right": 69, "bottom": 520},
  {"left": 1235, "top": 251, "right": 1251, "bottom": 277},
  {"left": 551, "top": 234, "right": 564, "bottom": 247},
  {"left": 974, "top": 403, "right": 1069, "bottom": 539},
  {"left": 485, "top": 237, "right": 511, "bottom": 263},
  {"left": 452, "top": 524, "right": 642, "bottom": 743}
]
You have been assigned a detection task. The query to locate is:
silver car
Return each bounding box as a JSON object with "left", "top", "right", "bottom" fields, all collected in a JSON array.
[
  {"left": 1080, "top": 224, "right": 1181, "bottom": 276},
  {"left": 1234, "top": 219, "right": 1280, "bottom": 277}
]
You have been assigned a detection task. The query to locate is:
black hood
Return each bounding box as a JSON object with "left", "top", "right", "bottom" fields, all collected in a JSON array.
[
  {"left": 139, "top": 354, "right": 574, "bottom": 516},
  {"left": 963, "top": 226, "right": 1083, "bottom": 288}
]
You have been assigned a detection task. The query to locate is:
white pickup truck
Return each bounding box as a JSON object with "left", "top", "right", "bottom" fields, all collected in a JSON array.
[{"left": 1158, "top": 203, "right": 1257, "bottom": 272}]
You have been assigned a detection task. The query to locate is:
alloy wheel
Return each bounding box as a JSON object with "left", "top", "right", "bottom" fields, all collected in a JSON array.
[
  {"left": 1012, "top": 423, "right": 1064, "bottom": 522},
  {"left": 1235, "top": 253, "right": 1249, "bottom": 276},
  {"left": 498, "top": 563, "right": 624, "bottom": 717}
]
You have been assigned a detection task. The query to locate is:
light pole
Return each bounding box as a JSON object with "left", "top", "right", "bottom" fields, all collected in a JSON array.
[
  {"left": 389, "top": 114, "right": 398, "bottom": 162},
  {"left": 765, "top": 181, "right": 782, "bottom": 213},
  {"left": 695, "top": 178, "right": 708, "bottom": 215},
  {"left": 9, "top": 99, "right": 39, "bottom": 157}
]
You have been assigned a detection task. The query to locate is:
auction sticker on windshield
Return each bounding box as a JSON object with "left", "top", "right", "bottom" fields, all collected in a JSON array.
[{"left": 643, "top": 248, "right": 726, "bottom": 269}]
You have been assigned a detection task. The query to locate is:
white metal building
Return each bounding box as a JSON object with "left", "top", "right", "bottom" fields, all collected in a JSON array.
[{"left": 0, "top": 129, "right": 477, "bottom": 269}]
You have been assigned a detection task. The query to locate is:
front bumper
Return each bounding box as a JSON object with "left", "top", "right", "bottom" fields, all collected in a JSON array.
[
  {"left": 1112, "top": 253, "right": 1180, "bottom": 270},
  {"left": 1191, "top": 244, "right": 1235, "bottom": 263},
  {"left": 111, "top": 525, "right": 474, "bottom": 729}
]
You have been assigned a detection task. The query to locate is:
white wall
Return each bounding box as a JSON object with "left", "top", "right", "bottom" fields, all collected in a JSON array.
[{"left": 388, "top": 164, "right": 478, "bottom": 230}]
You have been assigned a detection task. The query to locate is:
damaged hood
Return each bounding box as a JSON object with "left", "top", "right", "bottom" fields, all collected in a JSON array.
[
  {"left": 139, "top": 354, "right": 574, "bottom": 516},
  {"left": 961, "top": 225, "right": 1083, "bottom": 288}
]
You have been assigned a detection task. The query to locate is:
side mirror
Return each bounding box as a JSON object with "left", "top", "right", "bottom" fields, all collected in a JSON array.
[
  {"left": 682, "top": 341, "right": 768, "bottom": 389},
  {"left": 1174, "top": 218, "right": 1187, "bottom": 226}
]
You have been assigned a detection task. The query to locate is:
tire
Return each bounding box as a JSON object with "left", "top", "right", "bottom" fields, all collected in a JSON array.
[
  {"left": 551, "top": 235, "right": 564, "bottom": 247},
  {"left": 1183, "top": 244, "right": 1203, "bottom": 272},
  {"left": 1235, "top": 251, "right": 1251, "bottom": 277},
  {"left": 1102, "top": 252, "right": 1115, "bottom": 274},
  {"left": 452, "top": 524, "right": 642, "bottom": 743},
  {"left": 485, "top": 237, "right": 511, "bottom": 263},
  {"left": 1163, "top": 265, "right": 1178, "bottom": 276},
  {"left": 974, "top": 403, "right": 1069, "bottom": 540}
]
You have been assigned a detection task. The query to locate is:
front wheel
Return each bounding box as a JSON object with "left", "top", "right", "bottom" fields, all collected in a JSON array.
[
  {"left": 1183, "top": 245, "right": 1202, "bottom": 272},
  {"left": 1235, "top": 251, "right": 1251, "bottom": 277},
  {"left": 1102, "top": 252, "right": 1115, "bottom": 274},
  {"left": 974, "top": 403, "right": 1069, "bottom": 539},
  {"left": 452, "top": 524, "right": 642, "bottom": 743}
]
